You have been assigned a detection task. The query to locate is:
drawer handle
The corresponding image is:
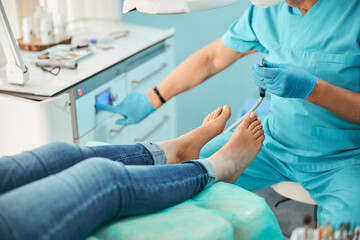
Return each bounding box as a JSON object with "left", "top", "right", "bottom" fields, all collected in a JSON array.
[
  {"left": 110, "top": 125, "right": 126, "bottom": 134},
  {"left": 134, "top": 115, "right": 169, "bottom": 142},
  {"left": 131, "top": 63, "right": 167, "bottom": 85}
]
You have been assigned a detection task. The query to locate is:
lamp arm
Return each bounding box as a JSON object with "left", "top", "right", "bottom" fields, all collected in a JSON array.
[
  {"left": 123, "top": 0, "right": 238, "bottom": 14},
  {"left": 0, "top": 0, "right": 29, "bottom": 85}
]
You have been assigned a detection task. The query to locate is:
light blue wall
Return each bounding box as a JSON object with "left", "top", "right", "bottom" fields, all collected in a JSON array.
[{"left": 122, "top": 1, "right": 265, "bottom": 135}]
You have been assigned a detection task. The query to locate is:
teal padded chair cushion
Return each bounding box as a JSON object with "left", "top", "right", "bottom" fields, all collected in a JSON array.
[{"left": 86, "top": 182, "right": 282, "bottom": 240}]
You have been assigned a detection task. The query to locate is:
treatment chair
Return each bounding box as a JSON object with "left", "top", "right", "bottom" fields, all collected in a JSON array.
[{"left": 84, "top": 141, "right": 282, "bottom": 240}]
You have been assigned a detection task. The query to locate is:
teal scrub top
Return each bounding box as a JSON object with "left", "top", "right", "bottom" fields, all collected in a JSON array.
[{"left": 222, "top": 0, "right": 360, "bottom": 170}]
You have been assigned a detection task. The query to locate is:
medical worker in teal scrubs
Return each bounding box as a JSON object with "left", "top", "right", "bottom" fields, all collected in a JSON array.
[{"left": 96, "top": 0, "right": 360, "bottom": 228}]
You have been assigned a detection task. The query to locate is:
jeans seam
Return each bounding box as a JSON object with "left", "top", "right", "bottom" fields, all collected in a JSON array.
[
  {"left": 115, "top": 173, "right": 208, "bottom": 217},
  {"left": 89, "top": 147, "right": 152, "bottom": 163},
  {"left": 6, "top": 156, "right": 27, "bottom": 172},
  {"left": 76, "top": 145, "right": 85, "bottom": 160},
  {"left": 27, "top": 151, "right": 50, "bottom": 176},
  {"left": 55, "top": 173, "right": 80, "bottom": 193},
  {"left": 85, "top": 146, "right": 98, "bottom": 158},
  {"left": 43, "top": 182, "right": 119, "bottom": 239},
  {"left": 0, "top": 210, "right": 16, "bottom": 240},
  {"left": 112, "top": 152, "right": 152, "bottom": 162},
  {"left": 44, "top": 169, "right": 207, "bottom": 238},
  {"left": 125, "top": 174, "right": 208, "bottom": 188},
  {"left": 66, "top": 171, "right": 86, "bottom": 197}
]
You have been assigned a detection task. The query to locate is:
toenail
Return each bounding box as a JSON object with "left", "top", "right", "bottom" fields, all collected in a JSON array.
[{"left": 250, "top": 112, "right": 255, "bottom": 118}]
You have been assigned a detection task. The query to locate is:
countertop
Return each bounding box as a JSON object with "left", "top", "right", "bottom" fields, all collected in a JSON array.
[{"left": 0, "top": 21, "right": 174, "bottom": 99}]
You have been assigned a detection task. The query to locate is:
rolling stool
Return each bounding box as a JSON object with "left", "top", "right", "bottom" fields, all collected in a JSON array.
[{"left": 271, "top": 182, "right": 318, "bottom": 226}]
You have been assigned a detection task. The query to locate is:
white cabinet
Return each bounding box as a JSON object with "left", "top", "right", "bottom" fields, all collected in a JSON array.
[
  {"left": 76, "top": 38, "right": 177, "bottom": 146},
  {"left": 78, "top": 113, "right": 130, "bottom": 146},
  {"left": 75, "top": 73, "right": 129, "bottom": 146},
  {"left": 0, "top": 37, "right": 176, "bottom": 157},
  {"left": 0, "top": 93, "right": 73, "bottom": 156},
  {"left": 127, "top": 102, "right": 176, "bottom": 144}
]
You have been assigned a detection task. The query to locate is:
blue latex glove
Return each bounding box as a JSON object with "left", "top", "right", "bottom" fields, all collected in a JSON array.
[
  {"left": 250, "top": 59, "right": 316, "bottom": 99},
  {"left": 95, "top": 93, "right": 155, "bottom": 125}
]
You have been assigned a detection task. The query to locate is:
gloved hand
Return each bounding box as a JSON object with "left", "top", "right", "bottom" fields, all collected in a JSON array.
[
  {"left": 250, "top": 59, "right": 316, "bottom": 99},
  {"left": 95, "top": 92, "right": 155, "bottom": 125}
]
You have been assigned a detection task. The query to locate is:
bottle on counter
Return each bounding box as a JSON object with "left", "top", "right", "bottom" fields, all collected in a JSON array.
[
  {"left": 40, "top": 17, "right": 52, "bottom": 44},
  {"left": 33, "top": 6, "right": 54, "bottom": 43},
  {"left": 53, "top": 13, "right": 66, "bottom": 41},
  {"left": 22, "top": 17, "right": 33, "bottom": 43},
  {"left": 33, "top": 6, "right": 46, "bottom": 40}
]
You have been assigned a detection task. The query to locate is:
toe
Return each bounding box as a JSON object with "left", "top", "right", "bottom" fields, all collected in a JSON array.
[
  {"left": 202, "top": 116, "right": 209, "bottom": 125},
  {"left": 248, "top": 119, "right": 262, "bottom": 131},
  {"left": 204, "top": 114, "right": 210, "bottom": 121},
  {"left": 254, "top": 129, "right": 264, "bottom": 139},
  {"left": 251, "top": 124, "right": 263, "bottom": 134},
  {"left": 257, "top": 135, "right": 265, "bottom": 142},
  {"left": 241, "top": 112, "right": 258, "bottom": 128},
  {"left": 212, "top": 107, "right": 223, "bottom": 119},
  {"left": 219, "top": 105, "right": 231, "bottom": 120}
]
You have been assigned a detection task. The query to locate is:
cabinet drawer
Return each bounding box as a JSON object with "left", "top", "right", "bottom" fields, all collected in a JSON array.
[
  {"left": 80, "top": 101, "right": 177, "bottom": 146},
  {"left": 76, "top": 74, "right": 127, "bottom": 138},
  {"left": 79, "top": 114, "right": 130, "bottom": 146},
  {"left": 126, "top": 52, "right": 171, "bottom": 94},
  {"left": 127, "top": 102, "right": 177, "bottom": 144}
]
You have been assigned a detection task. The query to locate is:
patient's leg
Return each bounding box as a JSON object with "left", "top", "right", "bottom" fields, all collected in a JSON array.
[
  {"left": 0, "top": 142, "right": 156, "bottom": 194},
  {"left": 0, "top": 106, "right": 230, "bottom": 194},
  {"left": 0, "top": 157, "right": 213, "bottom": 240},
  {"left": 0, "top": 112, "right": 263, "bottom": 240}
]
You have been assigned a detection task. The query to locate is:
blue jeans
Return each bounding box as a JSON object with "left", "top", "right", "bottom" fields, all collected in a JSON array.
[{"left": 0, "top": 142, "right": 216, "bottom": 240}]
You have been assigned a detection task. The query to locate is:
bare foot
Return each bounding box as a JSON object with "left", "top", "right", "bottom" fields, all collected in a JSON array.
[
  {"left": 157, "top": 105, "right": 231, "bottom": 164},
  {"left": 207, "top": 112, "right": 264, "bottom": 183}
]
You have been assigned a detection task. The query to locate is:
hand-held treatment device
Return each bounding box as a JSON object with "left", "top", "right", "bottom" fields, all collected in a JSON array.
[
  {"left": 224, "top": 59, "right": 266, "bottom": 133},
  {"left": 259, "top": 58, "right": 266, "bottom": 97}
]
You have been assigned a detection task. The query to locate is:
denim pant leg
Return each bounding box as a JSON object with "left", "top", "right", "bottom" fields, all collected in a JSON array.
[
  {"left": 0, "top": 141, "right": 165, "bottom": 194},
  {"left": 0, "top": 157, "right": 216, "bottom": 240}
]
